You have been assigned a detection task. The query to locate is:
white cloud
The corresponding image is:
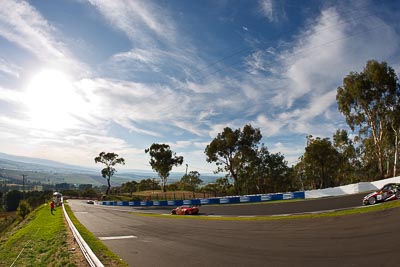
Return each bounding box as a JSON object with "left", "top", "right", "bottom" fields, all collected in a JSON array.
[
  {"left": 0, "top": 1, "right": 89, "bottom": 76},
  {"left": 269, "top": 142, "right": 303, "bottom": 165},
  {"left": 0, "top": 1, "right": 399, "bottom": 172},
  {"left": 0, "top": 58, "right": 21, "bottom": 77},
  {"left": 259, "top": 0, "right": 274, "bottom": 22},
  {"left": 87, "top": 0, "right": 176, "bottom": 47},
  {"left": 253, "top": 114, "right": 282, "bottom": 137},
  {"left": 0, "top": 86, "right": 23, "bottom": 103}
]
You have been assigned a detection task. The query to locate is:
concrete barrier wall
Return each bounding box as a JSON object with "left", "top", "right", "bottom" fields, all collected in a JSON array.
[
  {"left": 99, "top": 176, "right": 400, "bottom": 206},
  {"left": 305, "top": 176, "right": 400, "bottom": 199}
]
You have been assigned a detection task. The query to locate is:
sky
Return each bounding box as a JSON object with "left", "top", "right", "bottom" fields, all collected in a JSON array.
[{"left": 0, "top": 0, "right": 399, "bottom": 175}]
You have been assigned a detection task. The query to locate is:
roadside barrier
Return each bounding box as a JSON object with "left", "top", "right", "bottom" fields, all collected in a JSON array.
[
  {"left": 100, "top": 191, "right": 305, "bottom": 207},
  {"left": 99, "top": 176, "right": 400, "bottom": 207},
  {"left": 62, "top": 200, "right": 104, "bottom": 267},
  {"left": 305, "top": 176, "right": 400, "bottom": 199}
]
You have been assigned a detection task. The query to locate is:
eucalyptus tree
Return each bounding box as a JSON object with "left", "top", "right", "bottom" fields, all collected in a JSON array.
[
  {"left": 120, "top": 180, "right": 138, "bottom": 195},
  {"left": 336, "top": 60, "right": 399, "bottom": 179},
  {"left": 246, "top": 145, "right": 290, "bottom": 194},
  {"left": 180, "top": 171, "right": 203, "bottom": 192},
  {"left": 386, "top": 90, "right": 400, "bottom": 176},
  {"left": 264, "top": 151, "right": 291, "bottom": 193},
  {"left": 145, "top": 143, "right": 183, "bottom": 192},
  {"left": 303, "top": 136, "right": 340, "bottom": 189},
  {"left": 332, "top": 129, "right": 360, "bottom": 184},
  {"left": 94, "top": 152, "right": 125, "bottom": 195},
  {"left": 205, "top": 124, "right": 262, "bottom": 194}
]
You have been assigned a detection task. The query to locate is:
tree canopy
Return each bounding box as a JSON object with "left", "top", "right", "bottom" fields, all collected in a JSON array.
[
  {"left": 145, "top": 143, "right": 183, "bottom": 192},
  {"left": 205, "top": 124, "right": 262, "bottom": 194},
  {"left": 336, "top": 60, "right": 399, "bottom": 179},
  {"left": 180, "top": 171, "right": 203, "bottom": 192},
  {"left": 94, "top": 152, "right": 125, "bottom": 195}
]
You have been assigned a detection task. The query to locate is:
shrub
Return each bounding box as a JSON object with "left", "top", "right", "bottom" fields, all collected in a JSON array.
[{"left": 17, "top": 200, "right": 31, "bottom": 220}]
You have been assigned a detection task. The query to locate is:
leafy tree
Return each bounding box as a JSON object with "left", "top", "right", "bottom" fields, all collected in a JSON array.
[
  {"left": 386, "top": 90, "right": 400, "bottom": 176},
  {"left": 180, "top": 171, "right": 203, "bottom": 192},
  {"left": 205, "top": 124, "right": 261, "bottom": 194},
  {"left": 336, "top": 60, "right": 399, "bottom": 179},
  {"left": 247, "top": 146, "right": 291, "bottom": 194},
  {"left": 94, "top": 152, "right": 125, "bottom": 195},
  {"left": 265, "top": 152, "right": 291, "bottom": 193},
  {"left": 135, "top": 179, "right": 160, "bottom": 192},
  {"left": 199, "top": 178, "right": 234, "bottom": 197},
  {"left": 145, "top": 144, "right": 183, "bottom": 192},
  {"left": 81, "top": 188, "right": 100, "bottom": 198},
  {"left": 302, "top": 136, "right": 340, "bottom": 189},
  {"left": 121, "top": 180, "right": 139, "bottom": 195},
  {"left": 17, "top": 200, "right": 31, "bottom": 220},
  {"left": 332, "top": 129, "right": 360, "bottom": 184},
  {"left": 201, "top": 183, "right": 219, "bottom": 197},
  {"left": 5, "top": 190, "right": 23, "bottom": 212},
  {"left": 167, "top": 182, "right": 179, "bottom": 191},
  {"left": 215, "top": 177, "right": 233, "bottom": 195}
]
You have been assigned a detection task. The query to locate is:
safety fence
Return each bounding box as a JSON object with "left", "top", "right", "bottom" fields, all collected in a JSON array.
[{"left": 100, "top": 191, "right": 305, "bottom": 206}]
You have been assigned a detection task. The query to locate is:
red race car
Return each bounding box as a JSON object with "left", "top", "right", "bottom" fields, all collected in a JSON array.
[{"left": 171, "top": 206, "right": 199, "bottom": 215}]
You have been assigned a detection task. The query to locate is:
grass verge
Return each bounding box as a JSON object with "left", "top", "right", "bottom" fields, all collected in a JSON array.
[
  {"left": 0, "top": 204, "right": 77, "bottom": 267},
  {"left": 64, "top": 204, "right": 129, "bottom": 267},
  {"left": 133, "top": 199, "right": 400, "bottom": 221}
]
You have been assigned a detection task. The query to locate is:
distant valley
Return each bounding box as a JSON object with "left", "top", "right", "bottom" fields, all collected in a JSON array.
[{"left": 0, "top": 152, "right": 219, "bottom": 186}]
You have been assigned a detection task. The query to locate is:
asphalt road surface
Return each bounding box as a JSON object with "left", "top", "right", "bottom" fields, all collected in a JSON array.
[{"left": 68, "top": 194, "right": 399, "bottom": 267}]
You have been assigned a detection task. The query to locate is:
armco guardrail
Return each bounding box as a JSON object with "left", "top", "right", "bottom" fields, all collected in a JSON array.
[
  {"left": 100, "top": 191, "right": 305, "bottom": 207},
  {"left": 62, "top": 200, "right": 104, "bottom": 267}
]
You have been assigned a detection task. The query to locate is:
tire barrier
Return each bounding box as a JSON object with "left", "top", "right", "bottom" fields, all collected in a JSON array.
[{"left": 100, "top": 191, "right": 305, "bottom": 207}]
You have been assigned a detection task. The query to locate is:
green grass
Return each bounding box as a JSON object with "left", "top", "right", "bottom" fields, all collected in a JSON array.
[
  {"left": 134, "top": 199, "right": 400, "bottom": 221},
  {"left": 0, "top": 204, "right": 76, "bottom": 267},
  {"left": 0, "top": 203, "right": 129, "bottom": 267},
  {"left": 64, "top": 204, "right": 129, "bottom": 267}
]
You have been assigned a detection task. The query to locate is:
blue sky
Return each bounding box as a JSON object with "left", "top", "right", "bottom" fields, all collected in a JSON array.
[{"left": 0, "top": 0, "right": 399, "bottom": 174}]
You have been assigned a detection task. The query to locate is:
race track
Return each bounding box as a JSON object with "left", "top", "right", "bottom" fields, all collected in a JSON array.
[
  {"left": 132, "top": 192, "right": 366, "bottom": 216},
  {"left": 68, "top": 194, "right": 398, "bottom": 267}
]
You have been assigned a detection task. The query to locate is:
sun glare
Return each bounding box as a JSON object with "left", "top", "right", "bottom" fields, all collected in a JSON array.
[{"left": 25, "top": 69, "right": 86, "bottom": 131}]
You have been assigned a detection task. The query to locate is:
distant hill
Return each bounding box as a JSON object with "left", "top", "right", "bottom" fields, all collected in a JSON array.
[
  {"left": 0, "top": 152, "right": 94, "bottom": 173},
  {"left": 0, "top": 152, "right": 220, "bottom": 185}
]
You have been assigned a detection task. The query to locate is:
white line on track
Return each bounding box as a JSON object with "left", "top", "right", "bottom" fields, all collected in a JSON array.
[{"left": 98, "top": 235, "right": 137, "bottom": 241}]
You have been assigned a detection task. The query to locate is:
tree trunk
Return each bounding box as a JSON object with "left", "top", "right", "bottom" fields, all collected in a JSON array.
[
  {"left": 386, "top": 158, "right": 390, "bottom": 177},
  {"left": 106, "top": 177, "right": 111, "bottom": 195},
  {"left": 367, "top": 113, "right": 385, "bottom": 179},
  {"left": 377, "top": 149, "right": 385, "bottom": 179},
  {"left": 162, "top": 176, "right": 167, "bottom": 192},
  {"left": 394, "top": 131, "right": 399, "bottom": 177}
]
